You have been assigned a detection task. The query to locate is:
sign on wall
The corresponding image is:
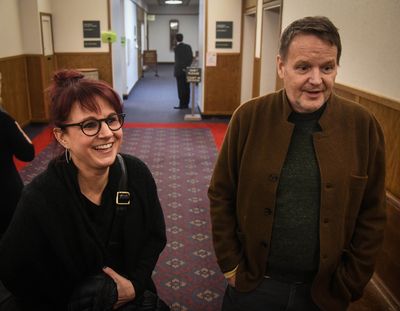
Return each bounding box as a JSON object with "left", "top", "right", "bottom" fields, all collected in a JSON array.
[
  {"left": 83, "top": 20, "right": 100, "bottom": 38},
  {"left": 216, "top": 41, "right": 232, "bottom": 49},
  {"left": 216, "top": 21, "right": 233, "bottom": 39}
]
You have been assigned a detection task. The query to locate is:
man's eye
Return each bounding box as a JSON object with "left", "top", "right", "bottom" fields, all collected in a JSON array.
[
  {"left": 82, "top": 120, "right": 98, "bottom": 129},
  {"left": 322, "top": 66, "right": 334, "bottom": 73},
  {"left": 296, "top": 65, "right": 309, "bottom": 72}
]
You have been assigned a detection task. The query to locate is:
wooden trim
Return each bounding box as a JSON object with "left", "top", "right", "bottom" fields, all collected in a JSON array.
[
  {"left": 387, "top": 191, "right": 400, "bottom": 213},
  {"left": 0, "top": 54, "right": 26, "bottom": 61},
  {"left": 364, "top": 274, "right": 400, "bottom": 311},
  {"left": 244, "top": 0, "right": 257, "bottom": 10},
  {"left": 335, "top": 83, "right": 400, "bottom": 112},
  {"left": 204, "top": 53, "right": 241, "bottom": 115},
  {"left": 252, "top": 57, "right": 261, "bottom": 97},
  {"left": 55, "top": 52, "right": 110, "bottom": 56}
]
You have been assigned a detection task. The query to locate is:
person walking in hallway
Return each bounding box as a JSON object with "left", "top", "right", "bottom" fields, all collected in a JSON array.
[
  {"left": 173, "top": 33, "right": 193, "bottom": 109},
  {"left": 208, "top": 16, "right": 386, "bottom": 311}
]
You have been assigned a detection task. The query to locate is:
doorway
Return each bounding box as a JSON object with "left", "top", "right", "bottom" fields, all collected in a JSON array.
[
  {"left": 259, "top": 2, "right": 281, "bottom": 95},
  {"left": 241, "top": 13, "right": 256, "bottom": 104}
]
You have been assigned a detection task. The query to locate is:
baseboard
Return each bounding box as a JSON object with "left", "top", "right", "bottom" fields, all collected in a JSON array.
[{"left": 371, "top": 274, "right": 400, "bottom": 310}]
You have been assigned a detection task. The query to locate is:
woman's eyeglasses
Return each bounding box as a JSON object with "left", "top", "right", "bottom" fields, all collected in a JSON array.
[{"left": 60, "top": 113, "right": 125, "bottom": 137}]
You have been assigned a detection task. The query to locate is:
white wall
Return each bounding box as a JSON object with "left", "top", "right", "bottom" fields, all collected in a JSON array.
[
  {"left": 282, "top": 0, "right": 400, "bottom": 101},
  {"left": 37, "top": 0, "right": 52, "bottom": 13},
  {"left": 259, "top": 8, "right": 280, "bottom": 96},
  {"left": 197, "top": 0, "right": 205, "bottom": 111},
  {"left": 111, "top": 0, "right": 126, "bottom": 97},
  {"left": 51, "top": 0, "right": 109, "bottom": 53},
  {"left": 0, "top": 0, "right": 24, "bottom": 57},
  {"left": 18, "top": 0, "right": 42, "bottom": 54},
  {"left": 124, "top": 0, "right": 139, "bottom": 94},
  {"left": 241, "top": 14, "right": 256, "bottom": 103},
  {"left": 207, "top": 0, "right": 241, "bottom": 53},
  {"left": 148, "top": 14, "right": 198, "bottom": 62}
]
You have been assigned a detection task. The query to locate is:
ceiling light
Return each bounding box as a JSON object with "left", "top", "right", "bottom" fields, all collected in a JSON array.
[{"left": 165, "top": 0, "right": 183, "bottom": 4}]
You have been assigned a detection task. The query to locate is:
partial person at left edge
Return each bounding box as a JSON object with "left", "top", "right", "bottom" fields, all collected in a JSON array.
[
  {"left": 0, "top": 70, "right": 169, "bottom": 311},
  {"left": 0, "top": 78, "right": 35, "bottom": 238}
]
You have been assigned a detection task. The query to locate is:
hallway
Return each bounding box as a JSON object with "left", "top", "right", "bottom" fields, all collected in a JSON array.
[{"left": 123, "top": 63, "right": 227, "bottom": 124}]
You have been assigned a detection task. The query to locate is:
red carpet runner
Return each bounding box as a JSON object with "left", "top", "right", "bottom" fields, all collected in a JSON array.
[{"left": 18, "top": 123, "right": 228, "bottom": 311}]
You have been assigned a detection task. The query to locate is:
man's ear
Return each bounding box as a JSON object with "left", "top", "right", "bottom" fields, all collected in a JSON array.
[
  {"left": 276, "top": 55, "right": 285, "bottom": 79},
  {"left": 53, "top": 128, "right": 68, "bottom": 149}
]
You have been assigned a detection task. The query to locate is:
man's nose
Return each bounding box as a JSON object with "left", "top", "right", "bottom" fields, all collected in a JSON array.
[{"left": 309, "top": 68, "right": 322, "bottom": 85}]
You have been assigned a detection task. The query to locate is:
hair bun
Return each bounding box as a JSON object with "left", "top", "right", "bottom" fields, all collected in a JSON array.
[{"left": 53, "top": 69, "right": 85, "bottom": 87}]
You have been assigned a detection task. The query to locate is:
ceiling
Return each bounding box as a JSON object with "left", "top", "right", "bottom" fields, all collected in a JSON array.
[{"left": 142, "top": 0, "right": 199, "bottom": 7}]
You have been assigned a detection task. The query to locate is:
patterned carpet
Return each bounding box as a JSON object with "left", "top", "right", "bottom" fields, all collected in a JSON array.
[{"left": 19, "top": 124, "right": 227, "bottom": 311}]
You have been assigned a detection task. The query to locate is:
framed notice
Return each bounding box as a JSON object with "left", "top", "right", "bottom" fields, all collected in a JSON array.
[
  {"left": 216, "top": 21, "right": 233, "bottom": 39},
  {"left": 84, "top": 40, "right": 101, "bottom": 48},
  {"left": 186, "top": 67, "right": 201, "bottom": 83},
  {"left": 216, "top": 41, "right": 232, "bottom": 49},
  {"left": 83, "top": 20, "right": 100, "bottom": 38}
]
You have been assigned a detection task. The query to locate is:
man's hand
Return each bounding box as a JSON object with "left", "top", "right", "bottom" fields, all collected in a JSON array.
[{"left": 103, "top": 266, "right": 135, "bottom": 309}]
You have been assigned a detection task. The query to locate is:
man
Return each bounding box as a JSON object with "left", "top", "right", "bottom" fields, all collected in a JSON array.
[
  {"left": 173, "top": 33, "right": 193, "bottom": 109},
  {"left": 208, "top": 16, "right": 386, "bottom": 311}
]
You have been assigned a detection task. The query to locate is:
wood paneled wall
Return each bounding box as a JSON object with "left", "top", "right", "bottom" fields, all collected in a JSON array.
[
  {"left": 203, "top": 53, "right": 241, "bottom": 115},
  {"left": 334, "top": 83, "right": 400, "bottom": 198},
  {"left": 0, "top": 56, "right": 31, "bottom": 126},
  {"left": 334, "top": 83, "right": 400, "bottom": 308},
  {"left": 26, "top": 55, "right": 46, "bottom": 122},
  {"left": 375, "top": 193, "right": 400, "bottom": 306},
  {"left": 56, "top": 52, "right": 112, "bottom": 85}
]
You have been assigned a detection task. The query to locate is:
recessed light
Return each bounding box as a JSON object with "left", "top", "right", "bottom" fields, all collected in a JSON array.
[{"left": 165, "top": 0, "right": 183, "bottom": 4}]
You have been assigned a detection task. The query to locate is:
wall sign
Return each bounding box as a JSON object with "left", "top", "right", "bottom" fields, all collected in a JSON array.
[
  {"left": 216, "top": 21, "right": 233, "bottom": 39},
  {"left": 84, "top": 40, "right": 101, "bottom": 48},
  {"left": 216, "top": 41, "right": 232, "bottom": 49},
  {"left": 83, "top": 20, "right": 100, "bottom": 38}
]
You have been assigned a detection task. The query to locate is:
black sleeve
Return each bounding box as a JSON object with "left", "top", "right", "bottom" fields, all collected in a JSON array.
[{"left": 1, "top": 111, "right": 35, "bottom": 162}]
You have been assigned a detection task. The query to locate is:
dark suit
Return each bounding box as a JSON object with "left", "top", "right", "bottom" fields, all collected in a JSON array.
[{"left": 174, "top": 42, "right": 193, "bottom": 108}]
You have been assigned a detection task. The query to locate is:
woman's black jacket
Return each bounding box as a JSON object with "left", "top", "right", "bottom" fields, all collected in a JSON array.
[{"left": 0, "top": 153, "right": 167, "bottom": 310}]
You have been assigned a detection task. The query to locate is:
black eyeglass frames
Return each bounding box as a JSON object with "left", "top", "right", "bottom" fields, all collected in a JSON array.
[{"left": 60, "top": 113, "right": 125, "bottom": 137}]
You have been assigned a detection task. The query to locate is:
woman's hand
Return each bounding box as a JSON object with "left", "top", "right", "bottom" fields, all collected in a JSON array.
[
  {"left": 227, "top": 274, "right": 236, "bottom": 287},
  {"left": 103, "top": 266, "right": 136, "bottom": 309}
]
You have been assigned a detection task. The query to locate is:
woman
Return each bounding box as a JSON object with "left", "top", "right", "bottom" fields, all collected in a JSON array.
[
  {"left": 0, "top": 99, "right": 35, "bottom": 237},
  {"left": 0, "top": 70, "right": 167, "bottom": 310}
]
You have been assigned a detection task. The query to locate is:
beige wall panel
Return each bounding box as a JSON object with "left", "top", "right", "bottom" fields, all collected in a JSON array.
[
  {"left": 204, "top": 53, "right": 241, "bottom": 115},
  {"left": 0, "top": 56, "right": 31, "bottom": 125}
]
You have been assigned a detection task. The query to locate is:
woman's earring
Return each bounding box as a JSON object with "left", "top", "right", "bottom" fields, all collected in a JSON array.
[{"left": 65, "top": 148, "right": 71, "bottom": 164}]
